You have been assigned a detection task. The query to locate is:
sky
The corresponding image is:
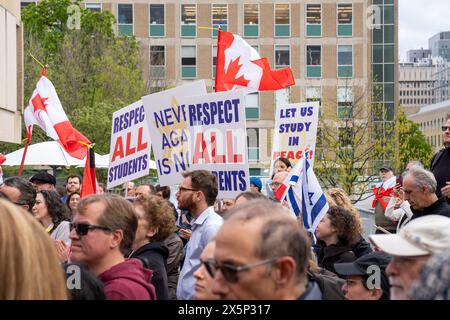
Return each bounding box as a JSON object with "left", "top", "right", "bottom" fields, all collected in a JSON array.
[{"left": 399, "top": 0, "right": 450, "bottom": 62}]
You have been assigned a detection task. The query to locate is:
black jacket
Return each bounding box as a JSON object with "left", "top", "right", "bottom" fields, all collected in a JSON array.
[
  {"left": 164, "top": 233, "right": 184, "bottom": 300},
  {"left": 410, "top": 197, "right": 450, "bottom": 220},
  {"left": 315, "top": 240, "right": 356, "bottom": 276},
  {"left": 128, "top": 241, "right": 170, "bottom": 300},
  {"left": 430, "top": 147, "right": 450, "bottom": 202},
  {"left": 351, "top": 236, "right": 373, "bottom": 258},
  {"left": 307, "top": 268, "right": 345, "bottom": 300}
]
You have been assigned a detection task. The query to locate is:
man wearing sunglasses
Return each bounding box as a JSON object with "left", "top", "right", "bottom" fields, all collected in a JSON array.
[
  {"left": 176, "top": 170, "right": 223, "bottom": 300},
  {"left": 430, "top": 117, "right": 450, "bottom": 203},
  {"left": 210, "top": 200, "right": 322, "bottom": 300},
  {"left": 69, "top": 194, "right": 157, "bottom": 300}
]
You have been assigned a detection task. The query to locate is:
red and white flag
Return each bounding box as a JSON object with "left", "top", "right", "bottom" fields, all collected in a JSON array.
[
  {"left": 215, "top": 30, "right": 295, "bottom": 93},
  {"left": 24, "top": 69, "right": 91, "bottom": 159}
]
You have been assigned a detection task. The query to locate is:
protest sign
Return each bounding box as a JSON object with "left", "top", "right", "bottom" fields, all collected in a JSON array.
[
  {"left": 143, "top": 81, "right": 207, "bottom": 186},
  {"left": 271, "top": 101, "right": 320, "bottom": 170},
  {"left": 107, "top": 100, "right": 151, "bottom": 189},
  {"left": 187, "top": 90, "right": 249, "bottom": 199}
]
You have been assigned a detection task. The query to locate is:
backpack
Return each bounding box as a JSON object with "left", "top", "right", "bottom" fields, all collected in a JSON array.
[{"left": 307, "top": 268, "right": 346, "bottom": 300}]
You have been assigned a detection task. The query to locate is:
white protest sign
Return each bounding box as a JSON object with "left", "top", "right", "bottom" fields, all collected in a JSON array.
[
  {"left": 143, "top": 81, "right": 207, "bottom": 186},
  {"left": 187, "top": 90, "right": 249, "bottom": 199},
  {"left": 271, "top": 101, "right": 320, "bottom": 169},
  {"left": 107, "top": 100, "right": 151, "bottom": 189}
]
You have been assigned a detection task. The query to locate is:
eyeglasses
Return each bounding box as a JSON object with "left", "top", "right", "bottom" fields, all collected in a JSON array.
[
  {"left": 442, "top": 126, "right": 450, "bottom": 132},
  {"left": 203, "top": 257, "right": 279, "bottom": 283},
  {"left": 69, "top": 222, "right": 112, "bottom": 236},
  {"left": 178, "top": 186, "right": 199, "bottom": 193}
]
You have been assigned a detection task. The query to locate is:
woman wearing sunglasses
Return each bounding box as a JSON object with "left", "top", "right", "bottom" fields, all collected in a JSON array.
[
  {"left": 32, "top": 190, "right": 71, "bottom": 246},
  {"left": 193, "top": 241, "right": 220, "bottom": 300}
]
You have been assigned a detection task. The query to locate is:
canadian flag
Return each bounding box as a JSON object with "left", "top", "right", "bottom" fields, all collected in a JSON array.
[
  {"left": 23, "top": 69, "right": 91, "bottom": 159},
  {"left": 215, "top": 30, "right": 295, "bottom": 93}
]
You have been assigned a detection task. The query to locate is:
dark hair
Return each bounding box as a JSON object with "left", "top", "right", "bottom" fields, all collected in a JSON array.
[
  {"left": 225, "top": 200, "right": 310, "bottom": 281},
  {"left": 326, "top": 205, "right": 360, "bottom": 246},
  {"left": 235, "top": 191, "right": 267, "bottom": 202},
  {"left": 274, "top": 157, "right": 292, "bottom": 169},
  {"left": 77, "top": 194, "right": 137, "bottom": 255},
  {"left": 66, "top": 175, "right": 82, "bottom": 184},
  {"left": 37, "top": 190, "right": 70, "bottom": 227},
  {"left": 56, "top": 184, "right": 67, "bottom": 197},
  {"left": 66, "top": 192, "right": 81, "bottom": 212},
  {"left": 137, "top": 184, "right": 155, "bottom": 195},
  {"left": 3, "top": 177, "right": 36, "bottom": 211},
  {"left": 63, "top": 263, "right": 107, "bottom": 300},
  {"left": 155, "top": 184, "right": 170, "bottom": 199},
  {"left": 134, "top": 195, "right": 177, "bottom": 242},
  {"left": 182, "top": 170, "right": 218, "bottom": 206}
]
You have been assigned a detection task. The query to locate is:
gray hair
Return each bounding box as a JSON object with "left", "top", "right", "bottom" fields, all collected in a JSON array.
[
  {"left": 406, "top": 160, "right": 424, "bottom": 170},
  {"left": 403, "top": 166, "right": 437, "bottom": 194}
]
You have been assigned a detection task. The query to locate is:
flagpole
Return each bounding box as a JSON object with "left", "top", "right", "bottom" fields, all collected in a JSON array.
[{"left": 18, "top": 133, "right": 31, "bottom": 176}]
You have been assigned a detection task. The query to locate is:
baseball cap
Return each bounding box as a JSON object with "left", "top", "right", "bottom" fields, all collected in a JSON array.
[
  {"left": 369, "top": 215, "right": 450, "bottom": 257},
  {"left": 379, "top": 165, "right": 394, "bottom": 172},
  {"left": 250, "top": 177, "right": 262, "bottom": 192},
  {"left": 29, "top": 172, "right": 56, "bottom": 185},
  {"left": 334, "top": 252, "right": 392, "bottom": 276}
]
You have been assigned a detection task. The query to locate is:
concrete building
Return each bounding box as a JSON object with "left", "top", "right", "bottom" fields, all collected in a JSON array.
[
  {"left": 429, "top": 31, "right": 450, "bottom": 62},
  {"left": 409, "top": 100, "right": 450, "bottom": 153},
  {"left": 0, "top": 0, "right": 23, "bottom": 144},
  {"left": 21, "top": 0, "right": 398, "bottom": 175},
  {"left": 399, "top": 62, "right": 435, "bottom": 115},
  {"left": 406, "top": 48, "right": 431, "bottom": 63}
]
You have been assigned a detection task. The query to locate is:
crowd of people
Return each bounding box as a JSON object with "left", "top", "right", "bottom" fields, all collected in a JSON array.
[{"left": 0, "top": 117, "right": 449, "bottom": 300}]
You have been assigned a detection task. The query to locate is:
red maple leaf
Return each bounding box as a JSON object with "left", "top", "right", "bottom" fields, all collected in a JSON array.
[
  {"left": 224, "top": 57, "right": 250, "bottom": 89},
  {"left": 31, "top": 94, "right": 48, "bottom": 113}
]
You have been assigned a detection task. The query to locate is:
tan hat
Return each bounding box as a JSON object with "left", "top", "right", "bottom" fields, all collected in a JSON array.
[{"left": 369, "top": 215, "right": 450, "bottom": 257}]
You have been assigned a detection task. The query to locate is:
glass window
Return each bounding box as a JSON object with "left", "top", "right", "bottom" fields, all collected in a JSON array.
[
  {"left": 181, "top": 4, "right": 196, "bottom": 25},
  {"left": 338, "top": 4, "right": 352, "bottom": 24},
  {"left": 85, "top": 3, "right": 101, "bottom": 12},
  {"left": 307, "top": 4, "right": 321, "bottom": 24},
  {"left": 212, "top": 4, "right": 227, "bottom": 30},
  {"left": 247, "top": 128, "right": 259, "bottom": 161},
  {"left": 150, "top": 4, "right": 164, "bottom": 25},
  {"left": 338, "top": 127, "right": 352, "bottom": 148},
  {"left": 275, "top": 45, "right": 290, "bottom": 68},
  {"left": 212, "top": 45, "right": 217, "bottom": 78},
  {"left": 338, "top": 87, "right": 353, "bottom": 119},
  {"left": 182, "top": 46, "right": 196, "bottom": 66},
  {"left": 150, "top": 46, "right": 165, "bottom": 79},
  {"left": 244, "top": 4, "right": 258, "bottom": 25},
  {"left": 338, "top": 45, "right": 352, "bottom": 65},
  {"left": 118, "top": 4, "right": 133, "bottom": 24},
  {"left": 307, "top": 46, "right": 321, "bottom": 66},
  {"left": 276, "top": 88, "right": 290, "bottom": 106},
  {"left": 275, "top": 4, "right": 289, "bottom": 24},
  {"left": 245, "top": 92, "right": 259, "bottom": 119}
]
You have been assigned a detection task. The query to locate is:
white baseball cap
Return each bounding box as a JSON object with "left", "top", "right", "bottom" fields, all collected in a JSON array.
[{"left": 369, "top": 215, "right": 450, "bottom": 257}]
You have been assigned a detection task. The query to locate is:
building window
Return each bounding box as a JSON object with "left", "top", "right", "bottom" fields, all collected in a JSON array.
[
  {"left": 275, "top": 45, "right": 290, "bottom": 69},
  {"left": 150, "top": 46, "right": 165, "bottom": 79},
  {"left": 275, "top": 88, "right": 290, "bottom": 106},
  {"left": 181, "top": 4, "right": 196, "bottom": 37},
  {"left": 338, "top": 127, "right": 353, "bottom": 150},
  {"left": 85, "top": 3, "right": 101, "bottom": 12},
  {"left": 181, "top": 46, "right": 196, "bottom": 78},
  {"left": 306, "top": 87, "right": 322, "bottom": 115},
  {"left": 149, "top": 4, "right": 164, "bottom": 37},
  {"left": 20, "top": 1, "right": 37, "bottom": 9},
  {"left": 212, "top": 4, "right": 227, "bottom": 37},
  {"left": 337, "top": 87, "right": 353, "bottom": 119},
  {"left": 244, "top": 4, "right": 259, "bottom": 37},
  {"left": 118, "top": 4, "right": 133, "bottom": 36},
  {"left": 337, "top": 3, "right": 352, "bottom": 37},
  {"left": 212, "top": 45, "right": 217, "bottom": 79},
  {"left": 246, "top": 92, "right": 259, "bottom": 120},
  {"left": 247, "top": 128, "right": 259, "bottom": 161},
  {"left": 338, "top": 45, "right": 353, "bottom": 78},
  {"left": 275, "top": 4, "right": 290, "bottom": 37},
  {"left": 306, "top": 4, "right": 321, "bottom": 37},
  {"left": 306, "top": 45, "right": 321, "bottom": 78}
]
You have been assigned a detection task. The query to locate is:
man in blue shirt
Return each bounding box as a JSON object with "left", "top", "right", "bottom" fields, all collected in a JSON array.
[{"left": 176, "top": 170, "right": 223, "bottom": 300}]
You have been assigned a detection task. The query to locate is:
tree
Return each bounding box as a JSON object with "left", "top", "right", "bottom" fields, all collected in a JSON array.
[
  {"left": 0, "top": 0, "right": 146, "bottom": 182},
  {"left": 396, "top": 111, "right": 432, "bottom": 170},
  {"left": 315, "top": 84, "right": 396, "bottom": 203}
]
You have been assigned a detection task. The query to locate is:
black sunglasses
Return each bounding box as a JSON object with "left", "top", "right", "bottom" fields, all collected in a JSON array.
[
  {"left": 203, "top": 257, "right": 279, "bottom": 283},
  {"left": 69, "top": 222, "right": 112, "bottom": 236},
  {"left": 442, "top": 126, "right": 450, "bottom": 132}
]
